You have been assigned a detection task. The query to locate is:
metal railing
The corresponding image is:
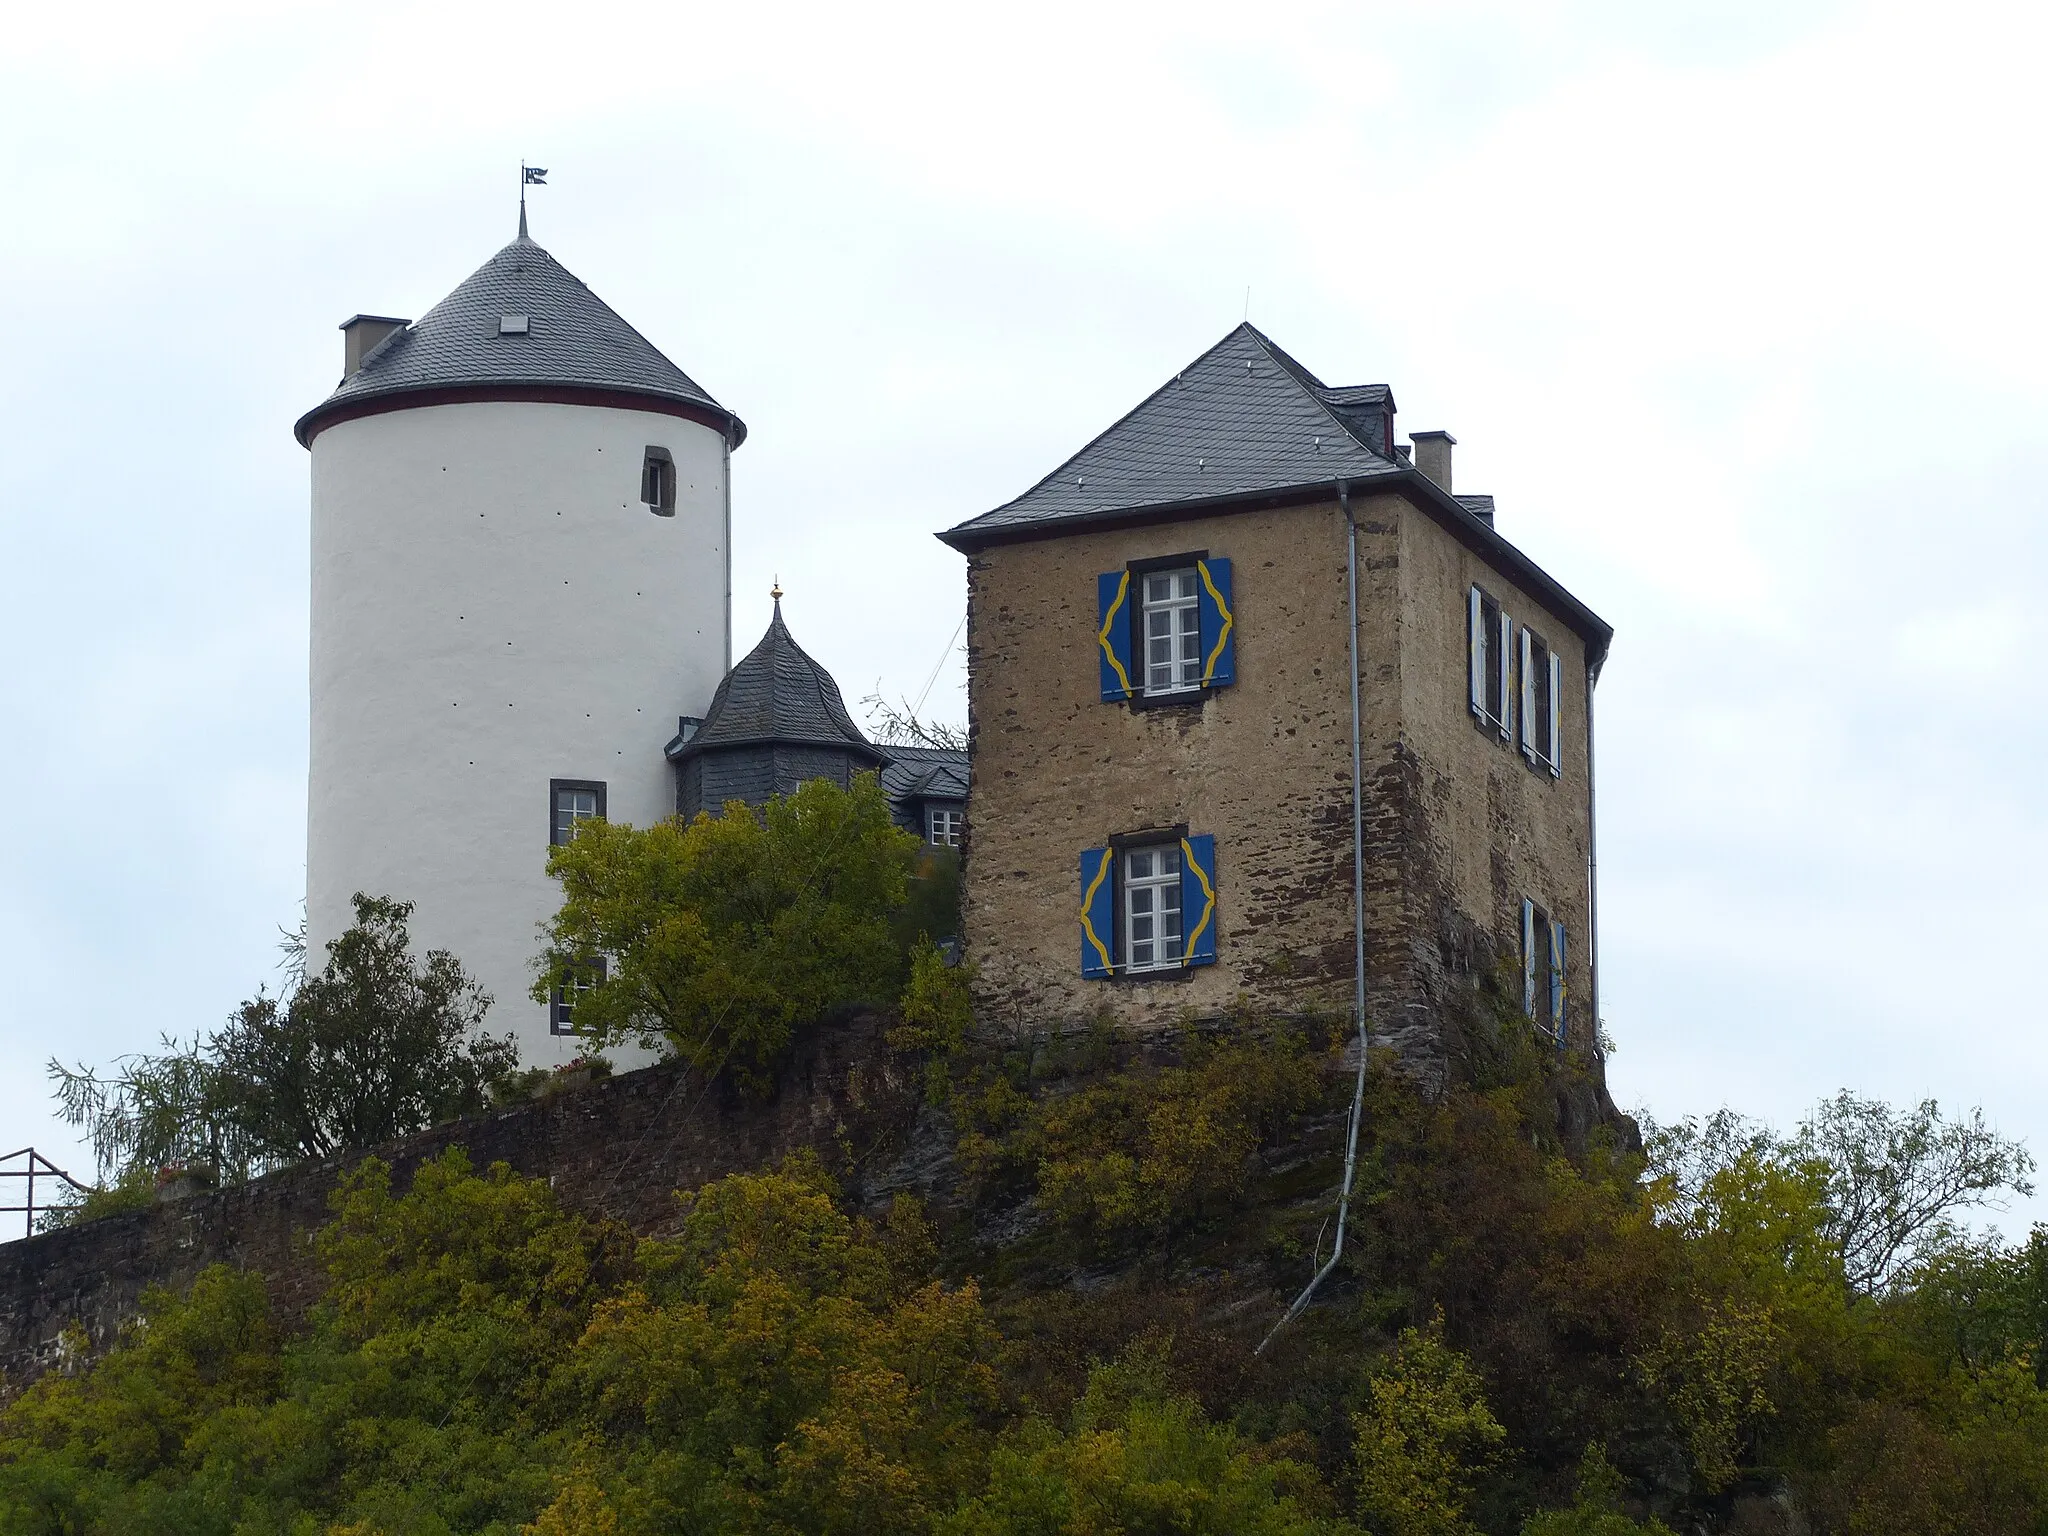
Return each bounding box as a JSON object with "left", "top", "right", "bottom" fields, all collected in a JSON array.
[{"left": 0, "top": 1147, "right": 89, "bottom": 1240}]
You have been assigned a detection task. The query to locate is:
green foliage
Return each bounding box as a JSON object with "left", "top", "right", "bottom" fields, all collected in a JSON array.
[
  {"left": 893, "top": 938, "right": 976, "bottom": 1103},
  {"left": 33, "top": 1165, "right": 155, "bottom": 1232},
  {"left": 946, "top": 1359, "right": 1354, "bottom": 1536},
  {"left": 0, "top": 1150, "right": 999, "bottom": 1535},
  {"left": 11, "top": 983, "right": 2048, "bottom": 1536},
  {"left": 1520, "top": 1448, "right": 1675, "bottom": 1536},
  {"left": 535, "top": 774, "right": 922, "bottom": 1087},
  {"left": 1351, "top": 1315, "right": 1505, "bottom": 1536},
  {"left": 954, "top": 1019, "right": 1333, "bottom": 1258},
  {"left": 49, "top": 894, "right": 515, "bottom": 1191}
]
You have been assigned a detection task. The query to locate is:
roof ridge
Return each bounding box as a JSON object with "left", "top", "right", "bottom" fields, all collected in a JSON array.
[
  {"left": 1239, "top": 324, "right": 1393, "bottom": 460},
  {"left": 981, "top": 324, "right": 1280, "bottom": 520}
]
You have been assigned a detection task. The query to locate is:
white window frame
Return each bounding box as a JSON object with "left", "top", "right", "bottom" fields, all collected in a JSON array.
[
  {"left": 551, "top": 780, "right": 606, "bottom": 845},
  {"left": 1139, "top": 567, "right": 1203, "bottom": 697},
  {"left": 926, "top": 805, "right": 963, "bottom": 847},
  {"left": 1122, "top": 842, "right": 1185, "bottom": 973},
  {"left": 551, "top": 955, "right": 606, "bottom": 1035}
]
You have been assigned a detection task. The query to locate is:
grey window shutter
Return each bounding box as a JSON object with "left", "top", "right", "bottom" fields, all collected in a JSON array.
[
  {"left": 1549, "top": 918, "right": 1567, "bottom": 1043},
  {"left": 1521, "top": 898, "right": 1537, "bottom": 1019},
  {"left": 1547, "top": 648, "right": 1563, "bottom": 776},
  {"left": 1467, "top": 586, "right": 1485, "bottom": 720},
  {"left": 1496, "top": 609, "right": 1514, "bottom": 741},
  {"left": 1519, "top": 628, "right": 1537, "bottom": 763}
]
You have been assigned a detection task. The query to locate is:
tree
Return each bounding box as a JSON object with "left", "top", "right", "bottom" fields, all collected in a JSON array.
[
  {"left": 1351, "top": 1315, "right": 1506, "bottom": 1536},
  {"left": 534, "top": 775, "right": 922, "bottom": 1087},
  {"left": 1794, "top": 1090, "right": 2034, "bottom": 1295},
  {"left": 50, "top": 894, "right": 515, "bottom": 1188},
  {"left": 1649, "top": 1093, "right": 2036, "bottom": 1297}
]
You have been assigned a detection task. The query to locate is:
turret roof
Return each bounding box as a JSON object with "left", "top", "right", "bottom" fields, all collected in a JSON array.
[
  {"left": 671, "top": 602, "right": 887, "bottom": 764},
  {"left": 295, "top": 234, "right": 744, "bottom": 447}
]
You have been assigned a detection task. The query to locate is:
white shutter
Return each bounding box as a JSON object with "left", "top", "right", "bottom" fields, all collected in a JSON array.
[
  {"left": 1521, "top": 898, "right": 1537, "bottom": 1018},
  {"left": 1497, "top": 609, "right": 1514, "bottom": 741},
  {"left": 1519, "top": 628, "right": 1536, "bottom": 763},
  {"left": 1547, "top": 647, "right": 1564, "bottom": 777},
  {"left": 1550, "top": 919, "right": 1567, "bottom": 1042},
  {"left": 1467, "top": 586, "right": 1485, "bottom": 720}
]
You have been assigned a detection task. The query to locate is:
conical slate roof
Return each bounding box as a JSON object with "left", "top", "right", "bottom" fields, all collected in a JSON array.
[
  {"left": 939, "top": 323, "right": 1401, "bottom": 549},
  {"left": 674, "top": 602, "right": 886, "bottom": 763},
  {"left": 295, "top": 234, "right": 744, "bottom": 446}
]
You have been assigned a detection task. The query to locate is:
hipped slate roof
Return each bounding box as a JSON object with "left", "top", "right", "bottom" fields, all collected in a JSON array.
[
  {"left": 669, "top": 603, "right": 887, "bottom": 765},
  {"left": 296, "top": 234, "right": 744, "bottom": 447},
  {"left": 938, "top": 323, "right": 1613, "bottom": 662},
  {"left": 939, "top": 323, "right": 1401, "bottom": 546}
]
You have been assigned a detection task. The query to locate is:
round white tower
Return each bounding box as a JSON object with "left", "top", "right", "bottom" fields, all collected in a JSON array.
[{"left": 295, "top": 228, "right": 743, "bottom": 1066}]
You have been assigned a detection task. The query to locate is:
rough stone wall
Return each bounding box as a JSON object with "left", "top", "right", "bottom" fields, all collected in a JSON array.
[
  {"left": 1390, "top": 501, "right": 1595, "bottom": 1060},
  {"left": 961, "top": 491, "right": 1602, "bottom": 1087},
  {"left": 962, "top": 499, "right": 1373, "bottom": 1029},
  {"left": 0, "top": 1014, "right": 917, "bottom": 1399}
]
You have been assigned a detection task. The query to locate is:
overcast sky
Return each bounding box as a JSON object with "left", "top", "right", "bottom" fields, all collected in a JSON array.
[{"left": 3, "top": 0, "right": 2042, "bottom": 1232}]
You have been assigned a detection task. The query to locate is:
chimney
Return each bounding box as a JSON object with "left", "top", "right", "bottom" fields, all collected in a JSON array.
[
  {"left": 1411, "top": 430, "right": 1455, "bottom": 493},
  {"left": 339, "top": 314, "right": 411, "bottom": 378}
]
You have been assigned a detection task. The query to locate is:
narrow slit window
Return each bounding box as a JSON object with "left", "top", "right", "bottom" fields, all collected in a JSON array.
[{"left": 641, "top": 447, "right": 676, "bottom": 516}]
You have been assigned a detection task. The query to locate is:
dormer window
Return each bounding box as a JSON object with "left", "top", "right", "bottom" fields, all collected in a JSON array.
[
  {"left": 641, "top": 447, "right": 676, "bottom": 516},
  {"left": 926, "top": 805, "right": 963, "bottom": 847},
  {"left": 497, "top": 314, "right": 530, "bottom": 336}
]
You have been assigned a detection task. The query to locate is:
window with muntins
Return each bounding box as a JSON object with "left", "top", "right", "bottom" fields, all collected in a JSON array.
[
  {"left": 1142, "top": 570, "right": 1203, "bottom": 696},
  {"left": 1095, "top": 556, "right": 1234, "bottom": 703},
  {"left": 1123, "top": 844, "right": 1184, "bottom": 971},
  {"left": 1078, "top": 834, "right": 1218, "bottom": 979},
  {"left": 926, "top": 805, "right": 963, "bottom": 847},
  {"left": 551, "top": 780, "right": 607, "bottom": 845},
  {"left": 551, "top": 955, "right": 606, "bottom": 1035}
]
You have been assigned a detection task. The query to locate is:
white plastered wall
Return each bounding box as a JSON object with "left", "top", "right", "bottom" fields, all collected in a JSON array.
[{"left": 306, "top": 399, "right": 729, "bottom": 1068}]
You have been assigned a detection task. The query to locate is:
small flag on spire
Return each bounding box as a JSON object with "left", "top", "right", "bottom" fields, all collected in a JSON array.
[{"left": 524, "top": 166, "right": 548, "bottom": 184}]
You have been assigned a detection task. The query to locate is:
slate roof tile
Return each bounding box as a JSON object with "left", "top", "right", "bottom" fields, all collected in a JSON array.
[
  {"left": 672, "top": 603, "right": 885, "bottom": 763},
  {"left": 940, "top": 323, "right": 1400, "bottom": 545},
  {"left": 296, "top": 235, "right": 743, "bottom": 446}
]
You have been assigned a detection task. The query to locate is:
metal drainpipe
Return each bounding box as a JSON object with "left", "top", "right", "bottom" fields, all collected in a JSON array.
[
  {"left": 722, "top": 425, "right": 734, "bottom": 674},
  {"left": 1585, "top": 656, "right": 1602, "bottom": 1054},
  {"left": 1258, "top": 479, "right": 1371, "bottom": 1355}
]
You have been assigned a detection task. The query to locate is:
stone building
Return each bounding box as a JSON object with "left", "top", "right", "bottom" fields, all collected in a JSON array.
[{"left": 938, "top": 324, "right": 1612, "bottom": 1080}]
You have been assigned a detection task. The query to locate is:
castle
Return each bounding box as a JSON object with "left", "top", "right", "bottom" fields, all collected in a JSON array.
[{"left": 298, "top": 224, "right": 1608, "bottom": 1081}]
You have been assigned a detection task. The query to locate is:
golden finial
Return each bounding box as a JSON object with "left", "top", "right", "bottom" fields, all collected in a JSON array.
[{"left": 771, "top": 577, "right": 783, "bottom": 601}]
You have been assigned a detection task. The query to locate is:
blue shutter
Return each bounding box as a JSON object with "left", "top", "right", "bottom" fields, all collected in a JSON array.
[
  {"left": 1096, "top": 571, "right": 1136, "bottom": 703},
  {"left": 1521, "top": 898, "right": 1537, "bottom": 1019},
  {"left": 1549, "top": 919, "right": 1568, "bottom": 1048},
  {"left": 1180, "top": 834, "right": 1218, "bottom": 967},
  {"left": 1196, "top": 558, "right": 1236, "bottom": 689},
  {"left": 1080, "top": 846, "right": 1117, "bottom": 979}
]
